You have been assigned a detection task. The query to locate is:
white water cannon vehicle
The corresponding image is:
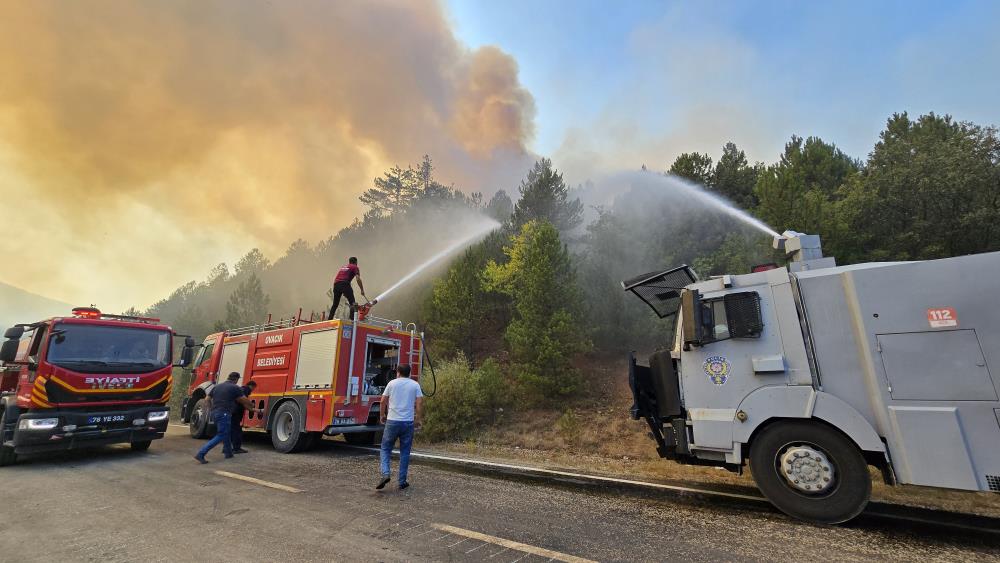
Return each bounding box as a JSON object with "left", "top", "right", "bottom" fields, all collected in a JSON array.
[{"left": 623, "top": 231, "right": 1000, "bottom": 523}]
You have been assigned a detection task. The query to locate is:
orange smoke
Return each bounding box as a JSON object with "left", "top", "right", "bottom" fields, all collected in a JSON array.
[{"left": 0, "top": 1, "right": 535, "bottom": 308}]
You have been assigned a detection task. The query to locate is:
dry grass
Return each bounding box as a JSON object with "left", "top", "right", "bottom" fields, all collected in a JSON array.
[{"left": 416, "top": 356, "right": 1000, "bottom": 519}]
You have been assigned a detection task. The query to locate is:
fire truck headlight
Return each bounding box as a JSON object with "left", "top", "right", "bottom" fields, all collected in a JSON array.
[
  {"left": 147, "top": 411, "right": 169, "bottom": 422},
  {"left": 19, "top": 418, "right": 59, "bottom": 430}
]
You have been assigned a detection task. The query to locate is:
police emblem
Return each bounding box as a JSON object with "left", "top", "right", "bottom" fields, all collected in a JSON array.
[{"left": 703, "top": 355, "right": 731, "bottom": 385}]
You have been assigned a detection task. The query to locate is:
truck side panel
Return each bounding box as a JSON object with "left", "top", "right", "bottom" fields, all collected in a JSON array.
[{"left": 797, "top": 252, "right": 1000, "bottom": 491}]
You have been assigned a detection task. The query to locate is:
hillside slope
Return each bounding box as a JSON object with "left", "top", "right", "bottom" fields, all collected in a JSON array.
[{"left": 0, "top": 281, "right": 72, "bottom": 330}]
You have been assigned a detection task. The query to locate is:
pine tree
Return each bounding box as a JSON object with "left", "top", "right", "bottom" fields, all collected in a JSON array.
[
  {"left": 223, "top": 273, "right": 270, "bottom": 328},
  {"left": 510, "top": 159, "right": 583, "bottom": 232},
  {"left": 669, "top": 152, "right": 714, "bottom": 186},
  {"left": 485, "top": 220, "right": 590, "bottom": 400},
  {"left": 713, "top": 142, "right": 762, "bottom": 208},
  {"left": 485, "top": 189, "right": 514, "bottom": 223},
  {"left": 235, "top": 248, "right": 270, "bottom": 276}
]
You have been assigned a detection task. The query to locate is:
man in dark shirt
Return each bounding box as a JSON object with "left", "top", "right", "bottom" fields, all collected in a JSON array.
[
  {"left": 328, "top": 256, "right": 367, "bottom": 321},
  {"left": 194, "top": 372, "right": 253, "bottom": 464},
  {"left": 231, "top": 380, "right": 257, "bottom": 454}
]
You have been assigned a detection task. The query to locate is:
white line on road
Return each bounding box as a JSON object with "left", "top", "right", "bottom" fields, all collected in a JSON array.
[
  {"left": 213, "top": 470, "right": 303, "bottom": 493},
  {"left": 465, "top": 542, "right": 488, "bottom": 554},
  {"left": 431, "top": 524, "right": 597, "bottom": 563}
]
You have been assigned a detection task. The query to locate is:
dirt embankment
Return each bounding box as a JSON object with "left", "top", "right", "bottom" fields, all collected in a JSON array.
[{"left": 417, "top": 357, "right": 1000, "bottom": 519}]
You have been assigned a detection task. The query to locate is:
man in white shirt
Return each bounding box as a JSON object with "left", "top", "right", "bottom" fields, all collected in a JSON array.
[{"left": 377, "top": 364, "right": 423, "bottom": 490}]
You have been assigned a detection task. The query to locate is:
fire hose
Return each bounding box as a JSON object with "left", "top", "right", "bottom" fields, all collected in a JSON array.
[{"left": 421, "top": 340, "right": 437, "bottom": 398}]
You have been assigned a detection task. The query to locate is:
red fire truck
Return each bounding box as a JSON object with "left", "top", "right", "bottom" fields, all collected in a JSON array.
[
  {"left": 181, "top": 308, "right": 424, "bottom": 453},
  {"left": 0, "top": 307, "right": 196, "bottom": 465}
]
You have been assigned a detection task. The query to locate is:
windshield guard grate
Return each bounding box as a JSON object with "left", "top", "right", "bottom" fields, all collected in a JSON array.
[{"left": 621, "top": 265, "right": 698, "bottom": 318}]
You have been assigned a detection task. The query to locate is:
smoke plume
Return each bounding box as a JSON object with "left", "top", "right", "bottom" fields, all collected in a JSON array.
[{"left": 0, "top": 1, "right": 535, "bottom": 309}]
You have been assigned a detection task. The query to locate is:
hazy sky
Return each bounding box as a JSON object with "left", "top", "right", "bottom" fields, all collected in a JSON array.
[
  {"left": 448, "top": 0, "right": 1000, "bottom": 179},
  {"left": 2, "top": 0, "right": 998, "bottom": 312}
]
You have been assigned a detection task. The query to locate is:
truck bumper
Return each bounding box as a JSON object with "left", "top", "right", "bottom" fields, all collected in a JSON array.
[
  {"left": 324, "top": 423, "right": 384, "bottom": 435},
  {"left": 11, "top": 406, "right": 170, "bottom": 455}
]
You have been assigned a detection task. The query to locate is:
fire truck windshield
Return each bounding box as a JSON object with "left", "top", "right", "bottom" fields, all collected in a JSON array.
[{"left": 46, "top": 323, "right": 171, "bottom": 374}]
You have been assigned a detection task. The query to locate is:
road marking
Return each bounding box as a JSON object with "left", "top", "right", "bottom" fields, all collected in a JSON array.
[
  {"left": 431, "top": 524, "right": 597, "bottom": 563},
  {"left": 466, "top": 542, "right": 488, "bottom": 554},
  {"left": 213, "top": 470, "right": 302, "bottom": 493},
  {"left": 341, "top": 444, "right": 762, "bottom": 502}
]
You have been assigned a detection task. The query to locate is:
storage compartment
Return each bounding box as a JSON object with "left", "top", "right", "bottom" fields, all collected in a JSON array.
[
  {"left": 877, "top": 330, "right": 997, "bottom": 401},
  {"left": 363, "top": 336, "right": 400, "bottom": 395},
  {"left": 218, "top": 341, "right": 250, "bottom": 384},
  {"left": 294, "top": 328, "right": 338, "bottom": 389}
]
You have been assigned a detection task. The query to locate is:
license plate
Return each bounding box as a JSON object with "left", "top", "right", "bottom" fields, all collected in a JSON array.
[
  {"left": 333, "top": 417, "right": 355, "bottom": 425},
  {"left": 87, "top": 415, "right": 127, "bottom": 424}
]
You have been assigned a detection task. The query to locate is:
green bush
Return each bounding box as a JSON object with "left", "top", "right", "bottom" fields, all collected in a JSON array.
[{"left": 420, "top": 355, "right": 510, "bottom": 441}]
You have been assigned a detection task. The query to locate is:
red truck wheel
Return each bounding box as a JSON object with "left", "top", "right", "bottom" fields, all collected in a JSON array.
[{"left": 271, "top": 402, "right": 307, "bottom": 453}]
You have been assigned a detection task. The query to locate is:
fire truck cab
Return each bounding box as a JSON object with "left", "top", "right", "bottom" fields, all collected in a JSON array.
[
  {"left": 182, "top": 311, "right": 424, "bottom": 453},
  {"left": 0, "top": 307, "right": 196, "bottom": 465}
]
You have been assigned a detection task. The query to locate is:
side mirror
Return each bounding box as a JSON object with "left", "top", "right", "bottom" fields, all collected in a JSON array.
[
  {"left": 3, "top": 326, "right": 24, "bottom": 340},
  {"left": 176, "top": 346, "right": 195, "bottom": 368},
  {"left": 185, "top": 336, "right": 196, "bottom": 348},
  {"left": 0, "top": 340, "right": 19, "bottom": 363}
]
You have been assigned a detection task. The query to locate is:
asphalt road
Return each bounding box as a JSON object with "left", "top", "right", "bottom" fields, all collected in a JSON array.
[{"left": 1, "top": 426, "right": 998, "bottom": 563}]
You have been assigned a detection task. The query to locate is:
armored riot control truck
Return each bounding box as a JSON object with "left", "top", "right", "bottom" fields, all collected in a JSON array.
[{"left": 624, "top": 232, "right": 1000, "bottom": 523}]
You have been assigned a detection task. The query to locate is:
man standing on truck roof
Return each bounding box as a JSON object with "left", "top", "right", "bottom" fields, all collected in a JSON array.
[
  {"left": 376, "top": 364, "right": 423, "bottom": 490},
  {"left": 194, "top": 372, "right": 253, "bottom": 464},
  {"left": 329, "top": 256, "right": 367, "bottom": 321},
  {"left": 231, "top": 380, "right": 257, "bottom": 455}
]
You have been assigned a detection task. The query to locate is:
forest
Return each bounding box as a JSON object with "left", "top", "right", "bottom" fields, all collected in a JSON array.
[{"left": 147, "top": 111, "right": 1000, "bottom": 438}]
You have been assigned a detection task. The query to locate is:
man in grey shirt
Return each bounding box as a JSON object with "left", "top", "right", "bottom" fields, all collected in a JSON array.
[{"left": 376, "top": 364, "right": 423, "bottom": 490}]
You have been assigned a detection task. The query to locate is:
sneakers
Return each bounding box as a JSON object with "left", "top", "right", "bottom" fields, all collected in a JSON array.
[
  {"left": 224, "top": 453, "right": 234, "bottom": 459},
  {"left": 233, "top": 448, "right": 249, "bottom": 454},
  {"left": 376, "top": 476, "right": 391, "bottom": 490},
  {"left": 194, "top": 455, "right": 208, "bottom": 464},
  {"left": 399, "top": 482, "right": 410, "bottom": 490}
]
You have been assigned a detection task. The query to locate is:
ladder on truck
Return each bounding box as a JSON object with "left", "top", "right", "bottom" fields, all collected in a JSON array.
[{"left": 406, "top": 323, "right": 423, "bottom": 377}]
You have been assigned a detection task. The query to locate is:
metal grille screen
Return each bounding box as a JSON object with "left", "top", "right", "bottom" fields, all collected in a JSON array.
[
  {"left": 621, "top": 266, "right": 697, "bottom": 318},
  {"left": 724, "top": 292, "right": 763, "bottom": 338},
  {"left": 987, "top": 475, "right": 1000, "bottom": 492}
]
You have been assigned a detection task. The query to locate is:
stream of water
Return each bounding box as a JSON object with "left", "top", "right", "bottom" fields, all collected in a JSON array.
[{"left": 373, "top": 218, "right": 500, "bottom": 303}]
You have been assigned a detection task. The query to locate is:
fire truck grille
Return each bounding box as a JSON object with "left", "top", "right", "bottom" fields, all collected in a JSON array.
[
  {"left": 46, "top": 378, "right": 169, "bottom": 404},
  {"left": 987, "top": 475, "right": 1000, "bottom": 492}
]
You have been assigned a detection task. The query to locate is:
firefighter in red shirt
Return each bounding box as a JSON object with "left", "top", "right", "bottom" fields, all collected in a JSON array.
[{"left": 329, "top": 257, "right": 367, "bottom": 320}]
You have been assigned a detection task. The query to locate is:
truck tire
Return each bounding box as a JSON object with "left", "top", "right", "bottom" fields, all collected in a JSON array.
[
  {"left": 344, "top": 431, "right": 377, "bottom": 446},
  {"left": 189, "top": 398, "right": 209, "bottom": 439},
  {"left": 300, "top": 432, "right": 321, "bottom": 451},
  {"left": 271, "top": 402, "right": 307, "bottom": 453},
  {"left": 0, "top": 406, "right": 16, "bottom": 466},
  {"left": 0, "top": 445, "right": 14, "bottom": 466},
  {"left": 131, "top": 440, "right": 152, "bottom": 452},
  {"left": 749, "top": 420, "right": 871, "bottom": 524}
]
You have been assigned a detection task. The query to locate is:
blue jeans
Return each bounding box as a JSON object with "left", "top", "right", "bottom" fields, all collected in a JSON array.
[
  {"left": 380, "top": 420, "right": 414, "bottom": 483},
  {"left": 197, "top": 411, "right": 232, "bottom": 458}
]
